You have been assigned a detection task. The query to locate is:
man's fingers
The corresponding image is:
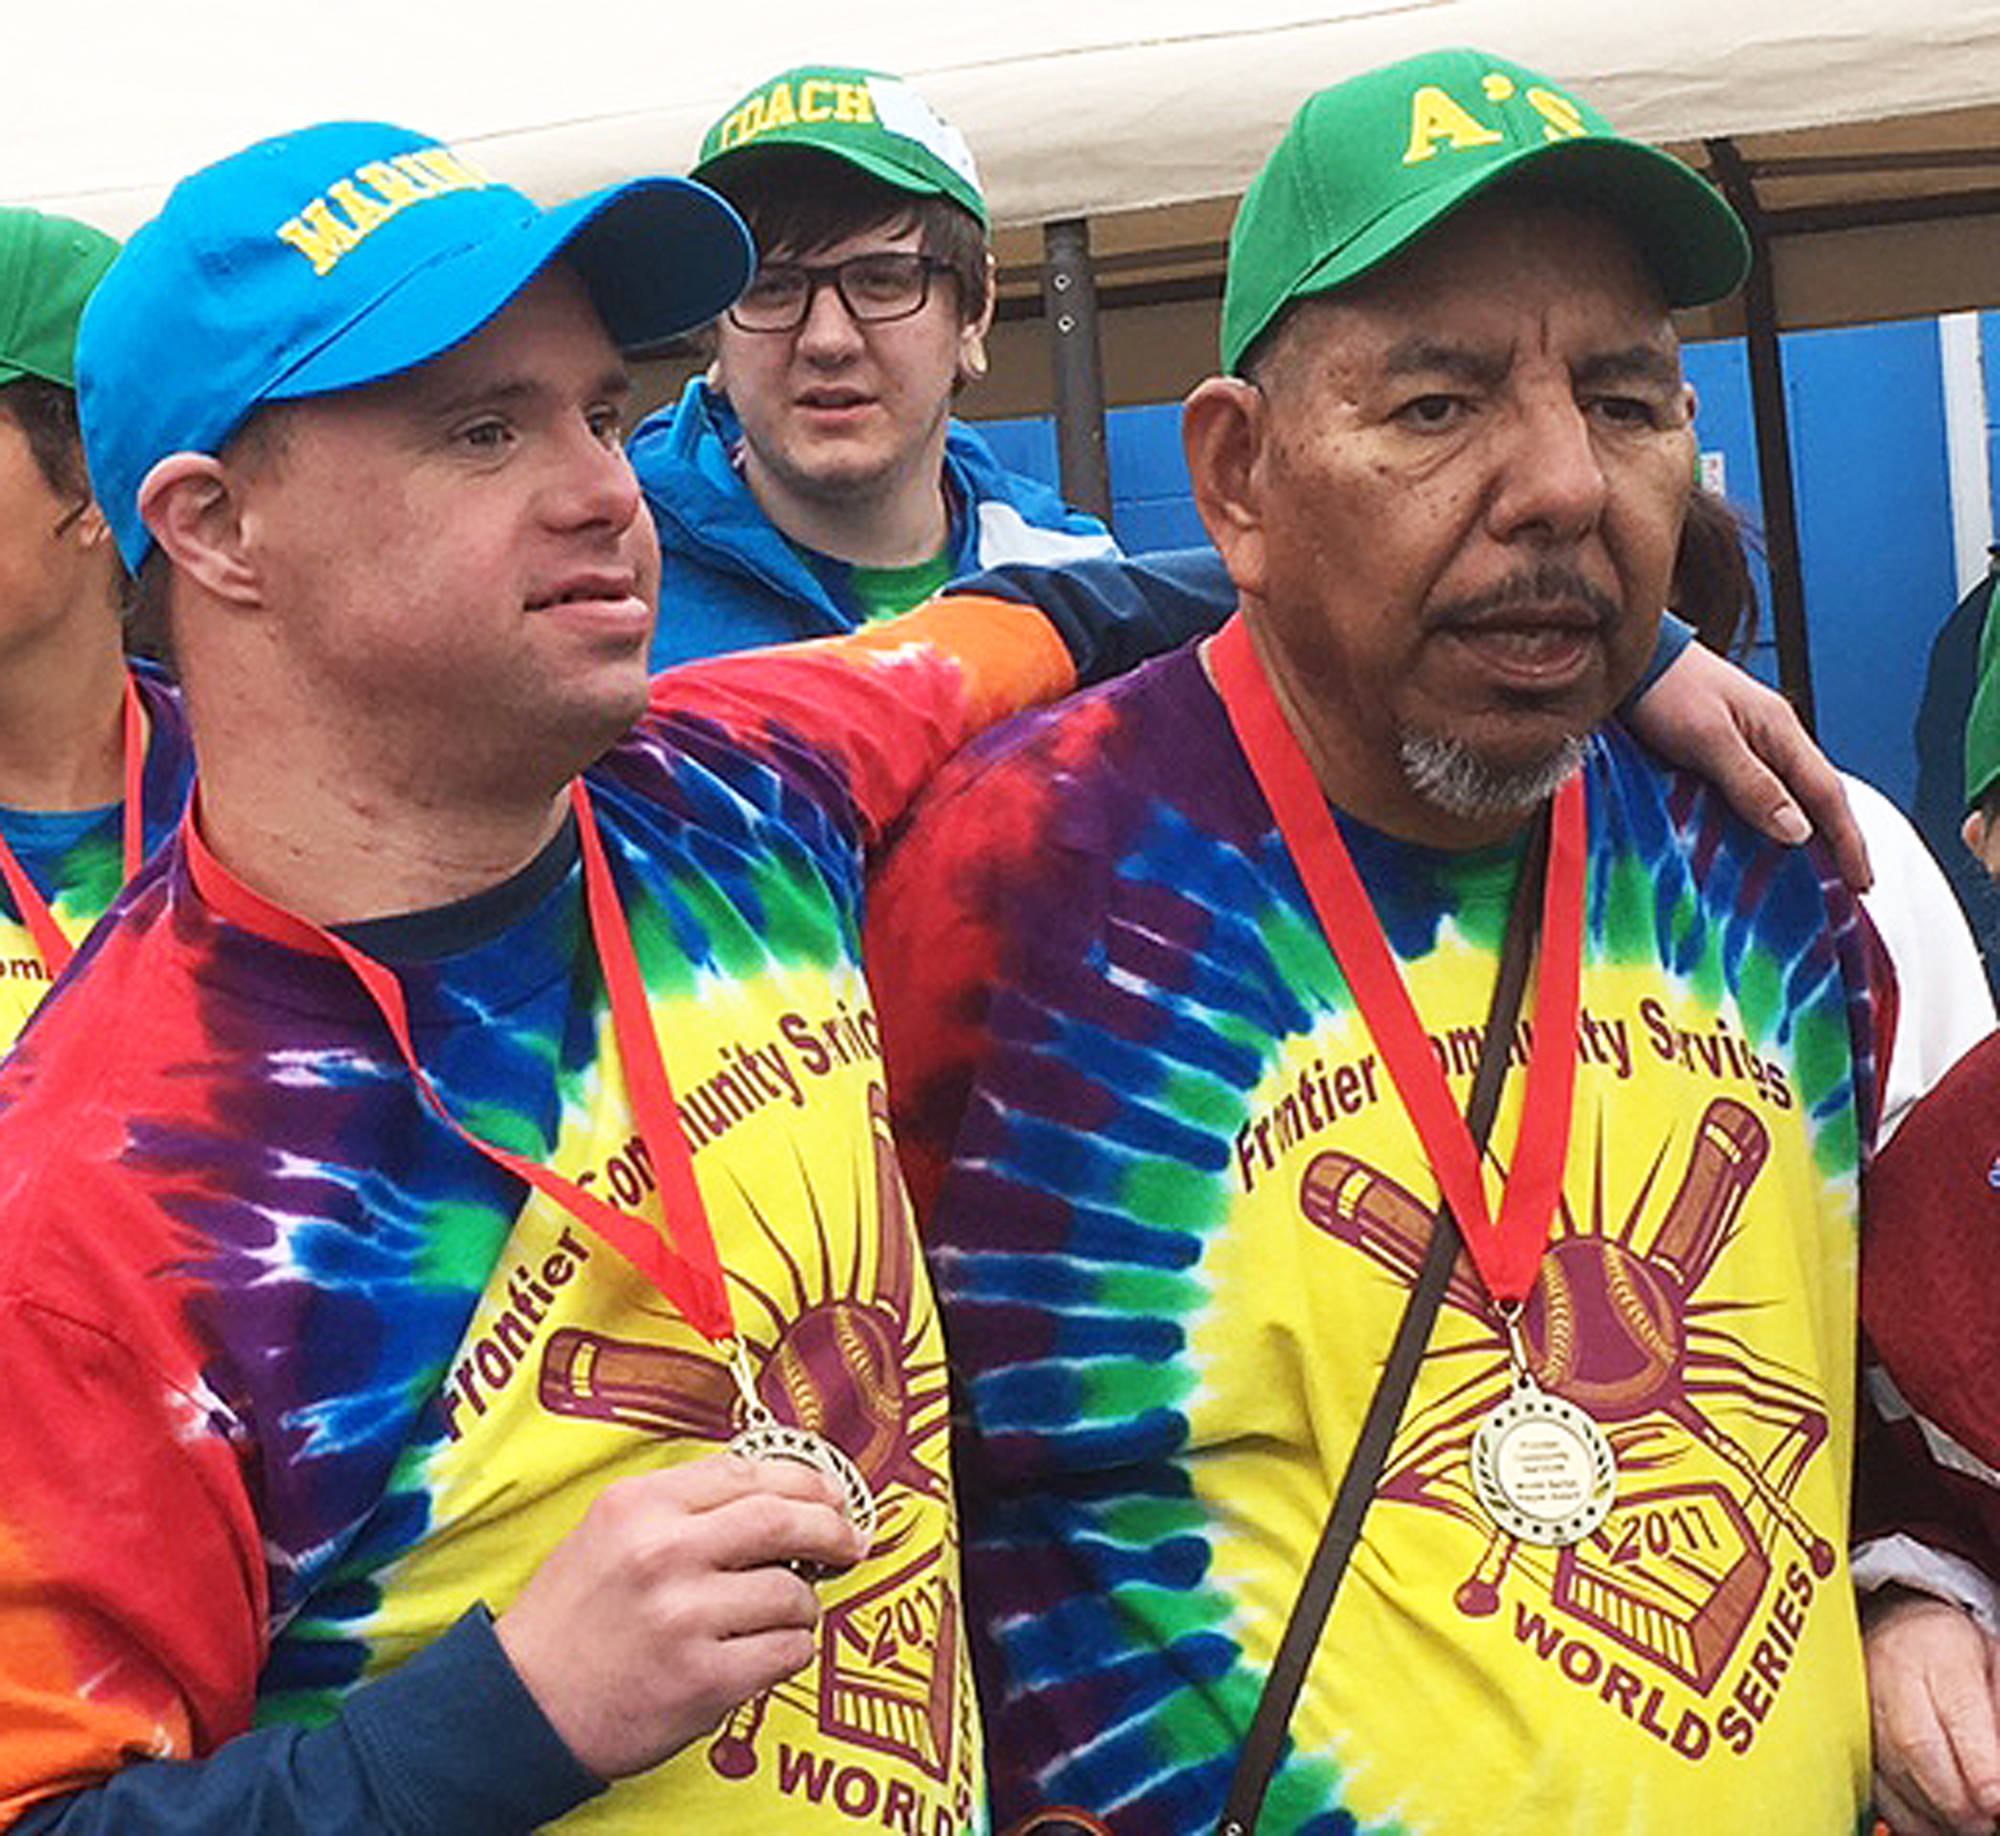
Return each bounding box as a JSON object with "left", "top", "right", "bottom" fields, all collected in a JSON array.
[
  {"left": 711, "top": 1486, "right": 868, "bottom": 1576},
  {"left": 1627, "top": 637, "right": 1873, "bottom": 891},
  {"left": 697, "top": 1623, "right": 823, "bottom": 1713},
  {"left": 1740, "top": 707, "right": 1873, "bottom": 890},
  {"left": 708, "top": 1561, "right": 826, "bottom": 1633},
  {"left": 619, "top": 1447, "right": 847, "bottom": 1516},
  {"left": 1931, "top": 1652, "right": 2000, "bottom": 1819},
  {"left": 1700, "top": 746, "right": 1811, "bottom": 848}
]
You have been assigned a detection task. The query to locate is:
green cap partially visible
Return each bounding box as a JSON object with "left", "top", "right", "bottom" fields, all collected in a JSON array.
[
  {"left": 695, "top": 65, "right": 986, "bottom": 226},
  {"left": 1221, "top": 47, "right": 1751, "bottom": 373},
  {"left": 1965, "top": 577, "right": 2000, "bottom": 809},
  {"left": 0, "top": 207, "right": 119, "bottom": 390}
]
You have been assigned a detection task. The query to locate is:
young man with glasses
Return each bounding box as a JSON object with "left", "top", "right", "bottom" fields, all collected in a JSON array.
[{"left": 631, "top": 64, "right": 1118, "bottom": 668}]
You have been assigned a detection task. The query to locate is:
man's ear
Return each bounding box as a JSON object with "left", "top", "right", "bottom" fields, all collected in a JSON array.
[
  {"left": 1963, "top": 808, "right": 2000, "bottom": 878},
  {"left": 955, "top": 331, "right": 989, "bottom": 385},
  {"left": 138, "top": 453, "right": 263, "bottom": 608},
  {"left": 954, "top": 252, "right": 998, "bottom": 388},
  {"left": 66, "top": 497, "right": 113, "bottom": 551},
  {"left": 1182, "top": 374, "right": 1271, "bottom": 600}
]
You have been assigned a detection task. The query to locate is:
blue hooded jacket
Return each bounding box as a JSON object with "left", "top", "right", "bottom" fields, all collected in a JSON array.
[{"left": 632, "top": 378, "right": 1120, "bottom": 669}]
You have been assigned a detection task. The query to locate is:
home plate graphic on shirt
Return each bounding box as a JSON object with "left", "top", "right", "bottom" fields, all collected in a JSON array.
[
  {"left": 1301, "top": 1095, "right": 1836, "bottom": 1701},
  {"left": 537, "top": 1083, "right": 965, "bottom": 1792}
]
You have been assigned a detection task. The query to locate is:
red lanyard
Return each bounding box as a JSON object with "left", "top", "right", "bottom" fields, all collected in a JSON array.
[
  {"left": 184, "top": 779, "right": 735, "bottom": 1344},
  {"left": 0, "top": 672, "right": 148, "bottom": 977},
  {"left": 1209, "top": 616, "right": 1586, "bottom": 1309}
]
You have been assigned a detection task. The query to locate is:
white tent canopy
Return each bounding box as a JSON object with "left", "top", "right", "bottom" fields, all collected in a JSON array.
[
  {"left": 17, "top": 0, "right": 2000, "bottom": 722},
  {"left": 16, "top": 0, "right": 2000, "bottom": 332}
]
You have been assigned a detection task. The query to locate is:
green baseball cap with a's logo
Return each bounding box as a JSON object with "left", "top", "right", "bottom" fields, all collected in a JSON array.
[
  {"left": 695, "top": 65, "right": 987, "bottom": 227},
  {"left": 0, "top": 207, "right": 119, "bottom": 391},
  {"left": 1221, "top": 47, "right": 1750, "bottom": 372}
]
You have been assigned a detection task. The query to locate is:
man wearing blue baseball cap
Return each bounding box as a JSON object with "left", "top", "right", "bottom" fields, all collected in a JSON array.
[{"left": 0, "top": 117, "right": 1178, "bottom": 1833}]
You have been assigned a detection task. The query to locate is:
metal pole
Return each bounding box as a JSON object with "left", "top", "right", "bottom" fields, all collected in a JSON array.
[
  {"left": 1040, "top": 217, "right": 1113, "bottom": 522},
  {"left": 1706, "top": 138, "right": 1817, "bottom": 729}
]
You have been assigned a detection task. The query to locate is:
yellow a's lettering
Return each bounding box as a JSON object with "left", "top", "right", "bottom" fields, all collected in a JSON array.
[
  {"left": 1526, "top": 87, "right": 1588, "bottom": 141},
  {"left": 1404, "top": 85, "right": 1504, "bottom": 164},
  {"left": 327, "top": 178, "right": 398, "bottom": 235},
  {"left": 763, "top": 83, "right": 797, "bottom": 130},
  {"left": 275, "top": 198, "right": 362, "bottom": 275}
]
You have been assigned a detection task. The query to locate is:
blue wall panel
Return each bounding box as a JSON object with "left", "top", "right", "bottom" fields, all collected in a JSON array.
[
  {"left": 974, "top": 415, "right": 1060, "bottom": 490},
  {"left": 978, "top": 402, "right": 1207, "bottom": 553},
  {"left": 1654, "top": 327, "right": 1958, "bottom": 812},
  {"left": 1786, "top": 321, "right": 1955, "bottom": 811}
]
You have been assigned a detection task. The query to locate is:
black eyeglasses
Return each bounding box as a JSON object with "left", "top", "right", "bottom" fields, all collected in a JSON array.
[{"left": 726, "top": 252, "right": 954, "bottom": 332}]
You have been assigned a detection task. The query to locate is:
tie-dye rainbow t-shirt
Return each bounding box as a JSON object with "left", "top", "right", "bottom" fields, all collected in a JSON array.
[
  {"left": 0, "top": 665, "right": 193, "bottom": 1048},
  {"left": 0, "top": 606, "right": 1072, "bottom": 1832},
  {"left": 873, "top": 636, "right": 1890, "bottom": 1836}
]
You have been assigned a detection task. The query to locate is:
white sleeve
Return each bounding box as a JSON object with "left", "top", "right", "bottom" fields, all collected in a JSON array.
[{"left": 1847, "top": 772, "right": 1997, "bottom": 1144}]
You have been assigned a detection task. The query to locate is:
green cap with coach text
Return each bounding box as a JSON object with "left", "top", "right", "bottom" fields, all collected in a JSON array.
[
  {"left": 695, "top": 65, "right": 986, "bottom": 226},
  {"left": 1221, "top": 47, "right": 1751, "bottom": 372},
  {"left": 0, "top": 207, "right": 119, "bottom": 390}
]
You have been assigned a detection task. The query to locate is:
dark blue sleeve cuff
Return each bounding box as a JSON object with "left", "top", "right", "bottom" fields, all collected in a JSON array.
[
  {"left": 1622, "top": 610, "right": 1696, "bottom": 711},
  {"left": 14, "top": 1606, "right": 603, "bottom": 1835},
  {"left": 342, "top": 1602, "right": 605, "bottom": 1833}
]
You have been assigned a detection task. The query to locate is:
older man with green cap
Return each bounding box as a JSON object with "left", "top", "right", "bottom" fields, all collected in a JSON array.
[
  {"left": 630, "top": 62, "right": 1119, "bottom": 667},
  {"left": 869, "top": 46, "right": 1918, "bottom": 1833},
  {"left": 0, "top": 206, "right": 193, "bottom": 1047}
]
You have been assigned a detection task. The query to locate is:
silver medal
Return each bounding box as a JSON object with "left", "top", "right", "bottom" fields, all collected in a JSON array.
[
  {"left": 726, "top": 1342, "right": 878, "bottom": 1569},
  {"left": 1470, "top": 1368, "right": 1617, "bottom": 1547}
]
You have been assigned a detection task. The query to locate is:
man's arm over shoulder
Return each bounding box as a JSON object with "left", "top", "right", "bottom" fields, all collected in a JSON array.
[
  {"left": 944, "top": 545, "right": 1234, "bottom": 683},
  {"left": 641, "top": 594, "right": 1077, "bottom": 850}
]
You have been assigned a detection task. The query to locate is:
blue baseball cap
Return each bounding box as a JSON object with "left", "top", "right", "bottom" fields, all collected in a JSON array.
[{"left": 79, "top": 120, "right": 754, "bottom": 570}]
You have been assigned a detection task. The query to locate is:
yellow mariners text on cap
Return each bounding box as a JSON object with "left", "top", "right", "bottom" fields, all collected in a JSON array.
[{"left": 275, "top": 146, "right": 494, "bottom": 277}]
